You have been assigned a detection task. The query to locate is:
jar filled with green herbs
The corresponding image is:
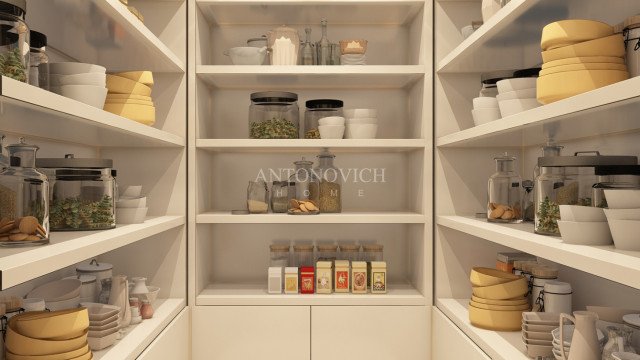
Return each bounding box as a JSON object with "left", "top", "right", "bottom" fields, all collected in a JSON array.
[
  {"left": 0, "top": 1, "right": 30, "bottom": 83},
  {"left": 248, "top": 91, "right": 300, "bottom": 139}
]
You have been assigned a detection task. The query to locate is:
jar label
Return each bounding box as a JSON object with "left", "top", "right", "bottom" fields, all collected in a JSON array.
[
  {"left": 353, "top": 271, "right": 366, "bottom": 291},
  {"left": 301, "top": 277, "right": 314, "bottom": 292},
  {"left": 372, "top": 272, "right": 386, "bottom": 292},
  {"left": 317, "top": 271, "right": 331, "bottom": 290},
  {"left": 285, "top": 276, "right": 298, "bottom": 292},
  {"left": 336, "top": 271, "right": 349, "bottom": 290}
]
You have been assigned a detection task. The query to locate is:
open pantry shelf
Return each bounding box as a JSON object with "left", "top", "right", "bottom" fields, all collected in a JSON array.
[
  {"left": 29, "top": 0, "right": 185, "bottom": 72},
  {"left": 196, "top": 139, "right": 427, "bottom": 152},
  {"left": 197, "top": 65, "right": 426, "bottom": 89},
  {"left": 436, "top": 299, "right": 527, "bottom": 360},
  {"left": 93, "top": 298, "right": 186, "bottom": 360},
  {"left": 196, "top": 0, "right": 424, "bottom": 25},
  {"left": 197, "top": 283, "right": 425, "bottom": 306},
  {"left": 0, "top": 77, "right": 184, "bottom": 148},
  {"left": 436, "top": 77, "right": 640, "bottom": 148},
  {"left": 437, "top": 215, "right": 640, "bottom": 290},
  {"left": 197, "top": 212, "right": 426, "bottom": 224},
  {"left": 0, "top": 216, "right": 184, "bottom": 290}
]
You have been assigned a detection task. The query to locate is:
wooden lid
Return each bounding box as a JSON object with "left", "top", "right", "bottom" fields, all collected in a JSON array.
[
  {"left": 316, "top": 261, "right": 332, "bottom": 268},
  {"left": 371, "top": 261, "right": 386, "bottom": 269},
  {"left": 352, "top": 261, "right": 366, "bottom": 268},
  {"left": 334, "top": 260, "right": 350, "bottom": 268}
]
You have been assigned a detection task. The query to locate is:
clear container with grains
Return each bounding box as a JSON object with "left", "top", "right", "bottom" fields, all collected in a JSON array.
[
  {"left": 338, "top": 244, "right": 360, "bottom": 262},
  {"left": 316, "top": 244, "right": 338, "bottom": 263},
  {"left": 248, "top": 92, "right": 299, "bottom": 139},
  {"left": 312, "top": 149, "right": 342, "bottom": 213},
  {"left": 28, "top": 30, "right": 48, "bottom": 89},
  {"left": 289, "top": 158, "right": 320, "bottom": 212},
  {"left": 293, "top": 244, "right": 314, "bottom": 267},
  {"left": 270, "top": 181, "right": 293, "bottom": 213},
  {"left": 304, "top": 99, "right": 343, "bottom": 139},
  {"left": 269, "top": 244, "right": 290, "bottom": 267},
  {"left": 0, "top": 0, "right": 29, "bottom": 83},
  {"left": 487, "top": 153, "right": 523, "bottom": 223},
  {"left": 247, "top": 180, "right": 268, "bottom": 214}
]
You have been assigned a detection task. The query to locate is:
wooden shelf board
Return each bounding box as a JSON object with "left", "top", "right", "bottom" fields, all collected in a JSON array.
[
  {"left": 197, "top": 211, "right": 426, "bottom": 224},
  {"left": 197, "top": 139, "right": 427, "bottom": 152}
]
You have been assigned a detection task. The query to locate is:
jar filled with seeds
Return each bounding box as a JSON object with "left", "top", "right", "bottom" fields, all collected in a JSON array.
[
  {"left": 248, "top": 91, "right": 299, "bottom": 139},
  {"left": 288, "top": 158, "right": 319, "bottom": 214},
  {"left": 270, "top": 181, "right": 292, "bottom": 213},
  {"left": 312, "top": 149, "right": 341, "bottom": 213}
]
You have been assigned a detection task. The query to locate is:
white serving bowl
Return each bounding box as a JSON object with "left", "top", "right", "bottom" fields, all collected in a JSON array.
[
  {"left": 557, "top": 220, "right": 613, "bottom": 245},
  {"left": 27, "top": 279, "right": 82, "bottom": 302},
  {"left": 604, "top": 208, "right": 640, "bottom": 221},
  {"left": 116, "top": 196, "right": 147, "bottom": 209},
  {"left": 608, "top": 219, "right": 640, "bottom": 251},
  {"left": 51, "top": 85, "right": 108, "bottom": 108},
  {"left": 318, "top": 125, "right": 345, "bottom": 139},
  {"left": 345, "top": 117, "right": 378, "bottom": 125},
  {"left": 318, "top": 116, "right": 345, "bottom": 126},
  {"left": 498, "top": 98, "right": 540, "bottom": 117},
  {"left": 472, "top": 107, "right": 501, "bottom": 126},
  {"left": 559, "top": 205, "right": 606, "bottom": 222},
  {"left": 613, "top": 353, "right": 640, "bottom": 360},
  {"left": 22, "top": 298, "right": 46, "bottom": 312},
  {"left": 116, "top": 207, "right": 148, "bottom": 224},
  {"left": 121, "top": 185, "right": 142, "bottom": 198},
  {"left": 50, "top": 73, "right": 107, "bottom": 87},
  {"left": 46, "top": 295, "right": 80, "bottom": 311},
  {"left": 345, "top": 123, "right": 378, "bottom": 139},
  {"left": 224, "top": 46, "right": 267, "bottom": 65},
  {"left": 497, "top": 77, "right": 538, "bottom": 93},
  {"left": 472, "top": 97, "right": 499, "bottom": 109},
  {"left": 496, "top": 88, "right": 537, "bottom": 101},
  {"left": 49, "top": 62, "right": 106, "bottom": 75},
  {"left": 344, "top": 109, "right": 377, "bottom": 118},
  {"left": 605, "top": 190, "right": 640, "bottom": 209}
]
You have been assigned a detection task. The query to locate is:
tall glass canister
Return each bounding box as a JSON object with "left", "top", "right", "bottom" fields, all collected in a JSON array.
[
  {"left": 290, "top": 158, "right": 319, "bottom": 206},
  {"left": 312, "top": 149, "right": 342, "bottom": 213},
  {"left": 487, "top": 154, "right": 523, "bottom": 223}
]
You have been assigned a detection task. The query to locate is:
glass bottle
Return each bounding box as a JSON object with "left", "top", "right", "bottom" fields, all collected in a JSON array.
[
  {"left": 300, "top": 28, "right": 315, "bottom": 65},
  {"left": 522, "top": 180, "right": 535, "bottom": 222},
  {"left": 487, "top": 153, "right": 523, "bottom": 223},
  {"left": 290, "top": 157, "right": 319, "bottom": 205},
  {"left": 29, "top": 30, "right": 48, "bottom": 90},
  {"left": 0, "top": 134, "right": 8, "bottom": 169},
  {"left": 247, "top": 180, "right": 268, "bottom": 214},
  {"left": 316, "top": 19, "right": 330, "bottom": 66},
  {"left": 313, "top": 149, "right": 342, "bottom": 213},
  {"left": 0, "top": 138, "right": 49, "bottom": 246}
]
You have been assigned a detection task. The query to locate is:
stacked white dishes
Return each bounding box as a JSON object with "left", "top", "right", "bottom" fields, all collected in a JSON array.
[
  {"left": 604, "top": 190, "right": 640, "bottom": 250},
  {"left": 551, "top": 325, "right": 605, "bottom": 359},
  {"left": 116, "top": 185, "right": 148, "bottom": 224},
  {"left": 344, "top": 109, "right": 378, "bottom": 139},
  {"left": 26, "top": 278, "right": 82, "bottom": 311},
  {"left": 318, "top": 116, "right": 345, "bottom": 139},
  {"left": 496, "top": 77, "right": 541, "bottom": 117},
  {"left": 557, "top": 205, "right": 613, "bottom": 245},
  {"left": 49, "top": 62, "right": 107, "bottom": 108},
  {"left": 471, "top": 96, "right": 500, "bottom": 126},
  {"left": 82, "top": 302, "right": 120, "bottom": 351},
  {"left": 105, "top": 71, "right": 156, "bottom": 126},
  {"left": 522, "top": 312, "right": 558, "bottom": 358}
]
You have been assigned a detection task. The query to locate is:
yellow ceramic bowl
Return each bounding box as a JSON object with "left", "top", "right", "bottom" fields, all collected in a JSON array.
[
  {"left": 470, "top": 267, "right": 522, "bottom": 287},
  {"left": 6, "top": 344, "right": 89, "bottom": 360},
  {"left": 471, "top": 295, "right": 529, "bottom": 306},
  {"left": 542, "top": 56, "right": 625, "bottom": 70},
  {"left": 106, "top": 93, "right": 152, "bottom": 101},
  {"left": 541, "top": 20, "right": 613, "bottom": 51},
  {"left": 103, "top": 103, "right": 156, "bottom": 125},
  {"left": 469, "top": 304, "right": 523, "bottom": 331},
  {"left": 111, "top": 71, "right": 154, "bottom": 86},
  {"left": 104, "top": 98, "right": 154, "bottom": 106},
  {"left": 469, "top": 300, "right": 531, "bottom": 311},
  {"left": 472, "top": 277, "right": 528, "bottom": 300},
  {"left": 15, "top": 308, "right": 89, "bottom": 340},
  {"left": 106, "top": 74, "right": 152, "bottom": 96},
  {"left": 6, "top": 317, "right": 88, "bottom": 356},
  {"left": 537, "top": 69, "right": 629, "bottom": 104},
  {"left": 541, "top": 34, "right": 625, "bottom": 63},
  {"left": 539, "top": 62, "right": 627, "bottom": 76}
]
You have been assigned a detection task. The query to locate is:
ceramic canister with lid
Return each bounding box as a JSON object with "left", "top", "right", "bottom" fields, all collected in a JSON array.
[
  {"left": 623, "top": 15, "right": 640, "bottom": 78},
  {"left": 268, "top": 266, "right": 283, "bottom": 294},
  {"left": 77, "top": 259, "right": 113, "bottom": 294},
  {"left": 65, "top": 275, "right": 97, "bottom": 303},
  {"left": 542, "top": 280, "right": 572, "bottom": 314},
  {"left": 531, "top": 265, "right": 558, "bottom": 311}
]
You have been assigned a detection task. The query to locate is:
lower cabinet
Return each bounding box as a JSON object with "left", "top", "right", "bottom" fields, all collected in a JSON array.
[
  {"left": 137, "top": 308, "right": 190, "bottom": 360},
  {"left": 431, "top": 308, "right": 490, "bottom": 360}
]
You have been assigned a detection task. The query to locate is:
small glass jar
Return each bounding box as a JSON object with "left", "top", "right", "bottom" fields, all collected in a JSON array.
[
  {"left": 0, "top": 1, "right": 29, "bottom": 83},
  {"left": 522, "top": 180, "right": 535, "bottom": 222},
  {"left": 0, "top": 138, "right": 49, "bottom": 246},
  {"left": 270, "top": 181, "right": 292, "bottom": 213},
  {"left": 269, "top": 244, "right": 290, "bottom": 267},
  {"left": 313, "top": 150, "right": 342, "bottom": 213},
  {"left": 338, "top": 244, "right": 360, "bottom": 261},
  {"left": 247, "top": 180, "right": 268, "bottom": 214},
  {"left": 363, "top": 244, "right": 383, "bottom": 288},
  {"left": 247, "top": 35, "right": 269, "bottom": 65},
  {"left": 28, "top": 30, "right": 48, "bottom": 89},
  {"left": 293, "top": 244, "right": 314, "bottom": 267},
  {"left": 304, "top": 99, "right": 343, "bottom": 139},
  {"left": 290, "top": 158, "right": 319, "bottom": 205},
  {"left": 487, "top": 153, "right": 523, "bottom": 223},
  {"left": 0, "top": 134, "right": 8, "bottom": 169},
  {"left": 249, "top": 92, "right": 299, "bottom": 139},
  {"left": 316, "top": 244, "right": 338, "bottom": 263}
]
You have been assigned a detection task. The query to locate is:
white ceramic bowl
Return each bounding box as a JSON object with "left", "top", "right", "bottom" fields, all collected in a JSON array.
[
  {"left": 472, "top": 97, "right": 499, "bottom": 109},
  {"left": 318, "top": 116, "right": 345, "bottom": 126},
  {"left": 50, "top": 73, "right": 107, "bottom": 87},
  {"left": 496, "top": 88, "right": 537, "bottom": 101},
  {"left": 604, "top": 208, "right": 640, "bottom": 221},
  {"left": 345, "top": 117, "right": 378, "bottom": 124},
  {"left": 46, "top": 295, "right": 80, "bottom": 311},
  {"left": 559, "top": 205, "right": 606, "bottom": 222},
  {"left": 318, "top": 125, "right": 345, "bottom": 139},
  {"left": 605, "top": 190, "right": 640, "bottom": 209},
  {"left": 224, "top": 46, "right": 267, "bottom": 65},
  {"left": 88, "top": 319, "right": 119, "bottom": 332},
  {"left": 89, "top": 313, "right": 119, "bottom": 327},
  {"left": 608, "top": 219, "right": 640, "bottom": 251},
  {"left": 116, "top": 196, "right": 147, "bottom": 209},
  {"left": 116, "top": 207, "right": 148, "bottom": 224},
  {"left": 49, "top": 62, "right": 106, "bottom": 75},
  {"left": 88, "top": 330, "right": 118, "bottom": 351},
  {"left": 472, "top": 107, "right": 501, "bottom": 126},
  {"left": 497, "top": 77, "right": 538, "bottom": 93},
  {"left": 80, "top": 303, "right": 120, "bottom": 322},
  {"left": 613, "top": 353, "right": 640, "bottom": 360},
  {"left": 121, "top": 185, "right": 142, "bottom": 198},
  {"left": 51, "top": 85, "right": 108, "bottom": 108},
  {"left": 345, "top": 124, "right": 378, "bottom": 139},
  {"left": 557, "top": 220, "right": 613, "bottom": 245},
  {"left": 498, "top": 98, "right": 541, "bottom": 117},
  {"left": 344, "top": 109, "right": 377, "bottom": 118},
  {"left": 27, "top": 279, "right": 82, "bottom": 302},
  {"left": 22, "top": 298, "right": 46, "bottom": 312}
]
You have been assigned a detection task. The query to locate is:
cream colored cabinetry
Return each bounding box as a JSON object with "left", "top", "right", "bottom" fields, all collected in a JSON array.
[
  {"left": 137, "top": 309, "right": 190, "bottom": 360},
  {"left": 432, "top": 308, "right": 490, "bottom": 360}
]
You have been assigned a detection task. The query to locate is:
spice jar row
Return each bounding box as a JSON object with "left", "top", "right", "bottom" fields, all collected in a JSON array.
[{"left": 270, "top": 242, "right": 384, "bottom": 268}]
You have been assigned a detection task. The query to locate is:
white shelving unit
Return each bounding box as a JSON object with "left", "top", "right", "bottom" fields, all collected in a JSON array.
[{"left": 197, "top": 212, "right": 426, "bottom": 224}]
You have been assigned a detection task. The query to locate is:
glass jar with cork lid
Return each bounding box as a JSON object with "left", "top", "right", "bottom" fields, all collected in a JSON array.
[
  {"left": 293, "top": 244, "right": 314, "bottom": 267},
  {"left": 338, "top": 244, "right": 360, "bottom": 262}
]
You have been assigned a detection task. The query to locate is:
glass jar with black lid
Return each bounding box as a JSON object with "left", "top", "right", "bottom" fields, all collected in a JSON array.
[
  {"left": 249, "top": 91, "right": 299, "bottom": 139},
  {"left": 304, "top": 99, "right": 343, "bottom": 139}
]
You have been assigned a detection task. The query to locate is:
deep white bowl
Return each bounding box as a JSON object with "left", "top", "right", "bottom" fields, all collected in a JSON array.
[
  {"left": 472, "top": 107, "right": 501, "bottom": 126},
  {"left": 345, "top": 123, "right": 378, "bottom": 139},
  {"left": 116, "top": 207, "right": 148, "bottom": 224},
  {"left": 318, "top": 125, "right": 345, "bottom": 139},
  {"left": 497, "top": 77, "right": 537, "bottom": 93},
  {"left": 116, "top": 196, "right": 147, "bottom": 209},
  {"left": 345, "top": 117, "right": 378, "bottom": 124},
  {"left": 604, "top": 189, "right": 640, "bottom": 209},
  {"left": 344, "top": 109, "right": 377, "bottom": 118},
  {"left": 46, "top": 295, "right": 81, "bottom": 311},
  {"left": 51, "top": 85, "right": 108, "bottom": 108},
  {"left": 498, "top": 98, "right": 540, "bottom": 117},
  {"left": 121, "top": 185, "right": 142, "bottom": 198},
  {"left": 557, "top": 220, "right": 613, "bottom": 245},
  {"left": 224, "top": 46, "right": 267, "bottom": 65},
  {"left": 49, "top": 62, "right": 106, "bottom": 75},
  {"left": 27, "top": 279, "right": 82, "bottom": 302},
  {"left": 22, "top": 298, "right": 46, "bottom": 312},
  {"left": 473, "top": 96, "right": 499, "bottom": 109},
  {"left": 318, "top": 116, "right": 346, "bottom": 126},
  {"left": 496, "top": 88, "right": 537, "bottom": 101},
  {"left": 604, "top": 208, "right": 640, "bottom": 221},
  {"left": 559, "top": 205, "right": 606, "bottom": 222},
  {"left": 608, "top": 219, "right": 640, "bottom": 251},
  {"left": 50, "top": 73, "right": 107, "bottom": 87}
]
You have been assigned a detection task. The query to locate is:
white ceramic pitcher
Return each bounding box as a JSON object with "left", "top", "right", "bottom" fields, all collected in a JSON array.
[{"left": 560, "top": 311, "right": 600, "bottom": 360}]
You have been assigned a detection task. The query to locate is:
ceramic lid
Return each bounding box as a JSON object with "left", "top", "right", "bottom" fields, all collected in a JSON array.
[
  {"left": 316, "top": 261, "right": 332, "bottom": 268},
  {"left": 284, "top": 267, "right": 298, "bottom": 274},
  {"left": 543, "top": 280, "right": 572, "bottom": 294},
  {"left": 66, "top": 275, "right": 97, "bottom": 284},
  {"left": 352, "top": 261, "right": 366, "bottom": 268},
  {"left": 293, "top": 244, "right": 314, "bottom": 252},
  {"left": 531, "top": 265, "right": 558, "bottom": 278},
  {"left": 339, "top": 244, "right": 360, "bottom": 252},
  {"left": 269, "top": 244, "right": 290, "bottom": 251},
  {"left": 37, "top": 154, "right": 113, "bottom": 169},
  {"left": 538, "top": 152, "right": 637, "bottom": 167},
  {"left": 316, "top": 244, "right": 338, "bottom": 251},
  {"left": 334, "top": 260, "right": 349, "bottom": 268},
  {"left": 76, "top": 259, "right": 113, "bottom": 273},
  {"left": 371, "top": 261, "right": 386, "bottom": 268}
]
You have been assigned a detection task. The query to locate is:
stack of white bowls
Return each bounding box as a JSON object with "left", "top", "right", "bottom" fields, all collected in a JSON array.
[
  {"left": 551, "top": 325, "right": 605, "bottom": 360},
  {"left": 604, "top": 189, "right": 640, "bottom": 251},
  {"left": 82, "top": 302, "right": 120, "bottom": 351},
  {"left": 116, "top": 185, "right": 148, "bottom": 224},
  {"left": 521, "top": 312, "right": 558, "bottom": 358},
  {"left": 318, "top": 116, "right": 345, "bottom": 139},
  {"left": 557, "top": 205, "right": 613, "bottom": 245},
  {"left": 26, "top": 278, "right": 82, "bottom": 311},
  {"left": 344, "top": 109, "right": 378, "bottom": 139},
  {"left": 49, "top": 62, "right": 108, "bottom": 108},
  {"left": 496, "top": 77, "right": 541, "bottom": 117},
  {"left": 471, "top": 96, "right": 500, "bottom": 126}
]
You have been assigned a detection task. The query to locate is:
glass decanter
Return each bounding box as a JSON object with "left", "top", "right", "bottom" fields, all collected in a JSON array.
[
  {"left": 300, "top": 27, "right": 315, "bottom": 65},
  {"left": 316, "top": 19, "right": 331, "bottom": 65}
]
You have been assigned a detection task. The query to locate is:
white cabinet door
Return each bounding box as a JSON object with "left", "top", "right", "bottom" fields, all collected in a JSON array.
[
  {"left": 137, "top": 308, "right": 190, "bottom": 360},
  {"left": 192, "top": 306, "right": 311, "bottom": 360},
  {"left": 432, "top": 308, "right": 490, "bottom": 360},
  {"left": 311, "top": 306, "right": 429, "bottom": 360}
]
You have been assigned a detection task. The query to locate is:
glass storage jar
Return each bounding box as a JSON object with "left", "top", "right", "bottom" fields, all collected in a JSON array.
[
  {"left": 312, "top": 150, "right": 342, "bottom": 213},
  {"left": 28, "top": 30, "right": 47, "bottom": 89},
  {"left": 293, "top": 244, "right": 314, "bottom": 267},
  {"left": 0, "top": 0, "right": 29, "bottom": 83},
  {"left": 249, "top": 92, "right": 299, "bottom": 139},
  {"left": 316, "top": 244, "right": 338, "bottom": 263},
  {"left": 37, "top": 154, "right": 115, "bottom": 231},
  {"left": 270, "top": 181, "right": 292, "bottom": 213},
  {"left": 247, "top": 35, "right": 269, "bottom": 65},
  {"left": 338, "top": 244, "right": 360, "bottom": 261},
  {"left": 289, "top": 157, "right": 319, "bottom": 207},
  {"left": 487, "top": 153, "right": 523, "bottom": 223},
  {"left": 592, "top": 165, "right": 640, "bottom": 208},
  {"left": 0, "top": 134, "right": 8, "bottom": 169},
  {"left": 522, "top": 180, "right": 535, "bottom": 222},
  {"left": 267, "top": 25, "right": 299, "bottom": 65},
  {"left": 269, "top": 244, "right": 290, "bottom": 267},
  {"left": 0, "top": 138, "right": 49, "bottom": 246},
  {"left": 304, "top": 99, "right": 343, "bottom": 139},
  {"left": 247, "top": 180, "right": 268, "bottom": 214}
]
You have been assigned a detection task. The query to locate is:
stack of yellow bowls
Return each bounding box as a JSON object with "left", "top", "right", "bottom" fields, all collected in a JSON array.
[
  {"left": 468, "top": 267, "right": 530, "bottom": 331},
  {"left": 5, "top": 308, "right": 92, "bottom": 359},
  {"left": 537, "top": 20, "right": 629, "bottom": 104},
  {"left": 104, "top": 71, "right": 156, "bottom": 126}
]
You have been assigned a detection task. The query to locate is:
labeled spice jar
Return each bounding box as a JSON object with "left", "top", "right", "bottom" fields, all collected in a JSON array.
[
  {"left": 370, "top": 261, "right": 387, "bottom": 294},
  {"left": 487, "top": 153, "right": 523, "bottom": 223},
  {"left": 531, "top": 265, "right": 558, "bottom": 312},
  {"left": 37, "top": 154, "right": 116, "bottom": 231},
  {"left": 316, "top": 244, "right": 338, "bottom": 263},
  {"left": 304, "top": 100, "right": 343, "bottom": 139},
  {"left": 284, "top": 267, "right": 298, "bottom": 294},
  {"left": 363, "top": 244, "right": 383, "bottom": 287},
  {"left": 316, "top": 261, "right": 332, "bottom": 294},
  {"left": 334, "top": 260, "right": 350, "bottom": 293},
  {"left": 312, "top": 150, "right": 342, "bottom": 213},
  {"left": 0, "top": 0, "right": 29, "bottom": 83},
  {"left": 269, "top": 244, "right": 290, "bottom": 267},
  {"left": 339, "top": 244, "right": 360, "bottom": 261},
  {"left": 352, "top": 261, "right": 367, "bottom": 294},
  {"left": 293, "top": 244, "right": 314, "bottom": 267},
  {"left": 289, "top": 158, "right": 319, "bottom": 208},
  {"left": 29, "top": 30, "right": 48, "bottom": 89},
  {"left": 0, "top": 138, "right": 49, "bottom": 246},
  {"left": 268, "top": 266, "right": 283, "bottom": 294},
  {"left": 270, "top": 181, "right": 293, "bottom": 213},
  {"left": 249, "top": 92, "right": 299, "bottom": 139},
  {"left": 300, "top": 266, "right": 315, "bottom": 294},
  {"left": 247, "top": 180, "right": 268, "bottom": 214}
]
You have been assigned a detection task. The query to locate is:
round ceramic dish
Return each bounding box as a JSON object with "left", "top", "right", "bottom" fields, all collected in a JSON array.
[
  {"left": 559, "top": 205, "right": 606, "bottom": 222},
  {"left": 604, "top": 189, "right": 640, "bottom": 209},
  {"left": 470, "top": 295, "right": 528, "bottom": 306},
  {"left": 609, "top": 220, "right": 640, "bottom": 250},
  {"left": 469, "top": 267, "right": 522, "bottom": 287},
  {"left": 469, "top": 300, "right": 530, "bottom": 311},
  {"left": 604, "top": 209, "right": 640, "bottom": 221},
  {"left": 6, "top": 344, "right": 89, "bottom": 360},
  {"left": 51, "top": 85, "right": 108, "bottom": 108},
  {"left": 498, "top": 98, "right": 540, "bottom": 117},
  {"left": 472, "top": 276, "right": 528, "bottom": 300},
  {"left": 344, "top": 109, "right": 377, "bottom": 118},
  {"left": 5, "top": 318, "right": 88, "bottom": 356},
  {"left": 468, "top": 304, "right": 523, "bottom": 331},
  {"left": 496, "top": 88, "right": 537, "bottom": 101},
  {"left": 537, "top": 69, "right": 629, "bottom": 104},
  {"left": 539, "top": 62, "right": 628, "bottom": 76},
  {"left": 541, "top": 20, "right": 613, "bottom": 51},
  {"left": 541, "top": 34, "right": 626, "bottom": 63},
  {"left": 49, "top": 73, "right": 107, "bottom": 87},
  {"left": 27, "top": 279, "right": 82, "bottom": 302},
  {"left": 471, "top": 108, "right": 501, "bottom": 126},
  {"left": 14, "top": 308, "right": 89, "bottom": 340},
  {"left": 472, "top": 96, "right": 499, "bottom": 109},
  {"left": 49, "top": 62, "right": 106, "bottom": 75},
  {"left": 542, "top": 56, "right": 626, "bottom": 70},
  {"left": 106, "top": 74, "right": 152, "bottom": 96},
  {"left": 557, "top": 220, "right": 613, "bottom": 245},
  {"left": 496, "top": 78, "right": 537, "bottom": 93}
]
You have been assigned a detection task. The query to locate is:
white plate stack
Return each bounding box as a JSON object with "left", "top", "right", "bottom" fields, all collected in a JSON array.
[
  {"left": 496, "top": 77, "right": 541, "bottom": 117},
  {"left": 116, "top": 185, "right": 148, "bottom": 224},
  {"left": 551, "top": 325, "right": 605, "bottom": 360},
  {"left": 82, "top": 302, "right": 121, "bottom": 351},
  {"left": 604, "top": 190, "right": 640, "bottom": 251},
  {"left": 471, "top": 96, "right": 500, "bottom": 126},
  {"left": 344, "top": 109, "right": 378, "bottom": 139},
  {"left": 521, "top": 312, "right": 558, "bottom": 358},
  {"left": 49, "top": 62, "right": 108, "bottom": 109},
  {"left": 318, "top": 116, "right": 345, "bottom": 139}
]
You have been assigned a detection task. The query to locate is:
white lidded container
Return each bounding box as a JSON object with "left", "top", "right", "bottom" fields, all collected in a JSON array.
[
  {"left": 531, "top": 265, "right": 559, "bottom": 311},
  {"left": 623, "top": 16, "right": 640, "bottom": 78},
  {"left": 542, "top": 280, "right": 572, "bottom": 314},
  {"left": 65, "top": 274, "right": 97, "bottom": 303},
  {"left": 76, "top": 259, "right": 113, "bottom": 295},
  {"left": 268, "top": 267, "right": 283, "bottom": 294}
]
